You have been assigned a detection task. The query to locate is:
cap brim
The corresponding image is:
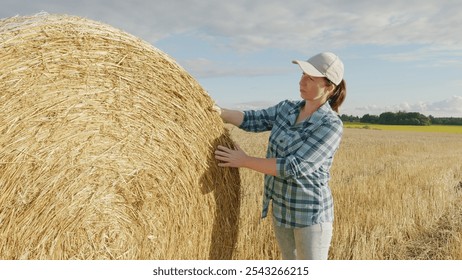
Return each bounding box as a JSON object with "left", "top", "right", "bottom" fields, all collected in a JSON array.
[{"left": 292, "top": 60, "right": 325, "bottom": 78}]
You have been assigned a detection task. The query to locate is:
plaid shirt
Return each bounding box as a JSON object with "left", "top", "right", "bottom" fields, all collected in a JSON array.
[{"left": 239, "top": 100, "right": 343, "bottom": 228}]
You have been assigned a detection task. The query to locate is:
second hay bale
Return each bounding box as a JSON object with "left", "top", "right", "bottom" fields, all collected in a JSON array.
[{"left": 0, "top": 13, "right": 241, "bottom": 259}]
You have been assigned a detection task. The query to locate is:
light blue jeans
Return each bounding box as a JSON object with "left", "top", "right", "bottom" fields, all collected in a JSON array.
[{"left": 272, "top": 217, "right": 333, "bottom": 260}]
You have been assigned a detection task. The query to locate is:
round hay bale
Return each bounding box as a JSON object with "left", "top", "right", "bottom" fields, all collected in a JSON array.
[{"left": 0, "top": 13, "right": 241, "bottom": 260}]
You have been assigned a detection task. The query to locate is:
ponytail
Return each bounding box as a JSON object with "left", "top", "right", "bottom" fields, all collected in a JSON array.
[{"left": 328, "top": 79, "right": 346, "bottom": 113}]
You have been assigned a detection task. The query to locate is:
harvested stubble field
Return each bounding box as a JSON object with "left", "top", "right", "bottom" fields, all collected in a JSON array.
[{"left": 228, "top": 125, "right": 462, "bottom": 259}]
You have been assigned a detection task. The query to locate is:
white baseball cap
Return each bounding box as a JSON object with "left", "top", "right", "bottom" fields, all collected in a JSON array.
[{"left": 292, "top": 52, "right": 344, "bottom": 86}]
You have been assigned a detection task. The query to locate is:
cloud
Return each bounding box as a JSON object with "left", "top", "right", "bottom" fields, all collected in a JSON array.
[
  {"left": 377, "top": 46, "right": 462, "bottom": 68},
  {"left": 3, "top": 0, "right": 462, "bottom": 81},
  {"left": 3, "top": 0, "right": 462, "bottom": 55},
  {"left": 188, "top": 0, "right": 462, "bottom": 56},
  {"left": 355, "top": 95, "right": 462, "bottom": 117},
  {"left": 180, "top": 58, "right": 289, "bottom": 78},
  {"left": 427, "top": 95, "right": 462, "bottom": 115}
]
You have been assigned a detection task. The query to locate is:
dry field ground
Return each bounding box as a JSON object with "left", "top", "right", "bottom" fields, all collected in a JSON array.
[{"left": 227, "top": 125, "right": 462, "bottom": 260}]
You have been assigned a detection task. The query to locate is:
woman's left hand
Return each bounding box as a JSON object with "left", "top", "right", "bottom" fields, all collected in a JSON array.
[{"left": 215, "top": 144, "right": 248, "bottom": 168}]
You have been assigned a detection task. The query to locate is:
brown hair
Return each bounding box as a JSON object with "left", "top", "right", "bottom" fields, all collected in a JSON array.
[{"left": 326, "top": 79, "right": 346, "bottom": 113}]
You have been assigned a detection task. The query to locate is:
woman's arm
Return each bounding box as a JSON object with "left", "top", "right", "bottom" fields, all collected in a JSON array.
[
  {"left": 219, "top": 108, "right": 245, "bottom": 127},
  {"left": 215, "top": 145, "right": 277, "bottom": 176},
  {"left": 215, "top": 117, "right": 343, "bottom": 179},
  {"left": 216, "top": 101, "right": 281, "bottom": 132}
]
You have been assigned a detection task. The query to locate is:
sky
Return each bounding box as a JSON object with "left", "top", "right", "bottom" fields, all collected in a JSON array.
[{"left": 1, "top": 0, "right": 462, "bottom": 117}]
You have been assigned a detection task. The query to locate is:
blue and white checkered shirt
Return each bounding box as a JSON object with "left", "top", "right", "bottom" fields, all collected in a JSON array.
[{"left": 239, "top": 100, "right": 343, "bottom": 228}]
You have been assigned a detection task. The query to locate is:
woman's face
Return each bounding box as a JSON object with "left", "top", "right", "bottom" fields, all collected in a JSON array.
[{"left": 298, "top": 73, "right": 331, "bottom": 102}]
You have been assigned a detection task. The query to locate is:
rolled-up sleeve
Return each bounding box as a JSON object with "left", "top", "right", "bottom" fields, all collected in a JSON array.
[{"left": 239, "top": 102, "right": 284, "bottom": 132}]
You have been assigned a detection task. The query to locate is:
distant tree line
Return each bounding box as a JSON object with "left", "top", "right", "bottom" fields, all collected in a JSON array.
[{"left": 340, "top": 111, "right": 462, "bottom": 126}]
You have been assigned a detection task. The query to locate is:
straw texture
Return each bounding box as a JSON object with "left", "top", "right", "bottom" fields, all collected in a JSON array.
[{"left": 0, "top": 13, "right": 241, "bottom": 260}]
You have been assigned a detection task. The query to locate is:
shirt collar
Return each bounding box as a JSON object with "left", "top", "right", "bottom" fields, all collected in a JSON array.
[
  {"left": 309, "top": 102, "right": 333, "bottom": 124},
  {"left": 290, "top": 101, "right": 333, "bottom": 125}
]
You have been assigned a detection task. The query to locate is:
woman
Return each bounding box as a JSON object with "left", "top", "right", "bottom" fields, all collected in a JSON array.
[{"left": 214, "top": 52, "right": 346, "bottom": 260}]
